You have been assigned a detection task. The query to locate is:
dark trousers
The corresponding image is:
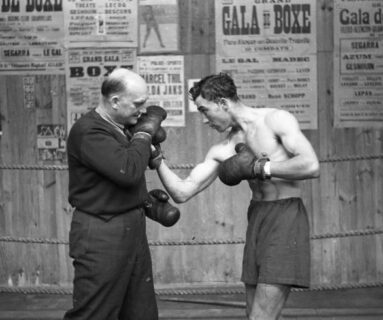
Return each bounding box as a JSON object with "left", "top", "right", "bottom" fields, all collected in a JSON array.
[{"left": 64, "top": 208, "right": 158, "bottom": 320}]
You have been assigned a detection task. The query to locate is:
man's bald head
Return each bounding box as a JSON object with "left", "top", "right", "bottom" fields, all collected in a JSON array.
[
  {"left": 101, "top": 68, "right": 147, "bottom": 99},
  {"left": 99, "top": 68, "right": 149, "bottom": 126}
]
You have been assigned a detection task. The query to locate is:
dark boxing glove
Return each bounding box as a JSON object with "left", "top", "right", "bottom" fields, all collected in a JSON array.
[
  {"left": 152, "top": 126, "right": 167, "bottom": 145},
  {"left": 218, "top": 143, "right": 270, "bottom": 186},
  {"left": 130, "top": 105, "right": 167, "bottom": 138},
  {"left": 144, "top": 189, "right": 180, "bottom": 227},
  {"left": 149, "top": 144, "right": 164, "bottom": 170}
]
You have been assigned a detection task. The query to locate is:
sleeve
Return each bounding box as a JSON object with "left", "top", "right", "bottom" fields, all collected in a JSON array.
[{"left": 79, "top": 126, "right": 151, "bottom": 187}]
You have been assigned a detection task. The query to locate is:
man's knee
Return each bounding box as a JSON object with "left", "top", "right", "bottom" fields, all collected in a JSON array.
[{"left": 246, "top": 283, "right": 290, "bottom": 320}]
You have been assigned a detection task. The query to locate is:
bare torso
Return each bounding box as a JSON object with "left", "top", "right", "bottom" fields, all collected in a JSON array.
[{"left": 209, "top": 108, "right": 301, "bottom": 201}]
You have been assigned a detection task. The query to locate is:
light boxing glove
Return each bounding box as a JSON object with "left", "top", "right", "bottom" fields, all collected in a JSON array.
[
  {"left": 144, "top": 189, "right": 180, "bottom": 227},
  {"left": 130, "top": 105, "right": 167, "bottom": 139},
  {"left": 218, "top": 143, "right": 270, "bottom": 186}
]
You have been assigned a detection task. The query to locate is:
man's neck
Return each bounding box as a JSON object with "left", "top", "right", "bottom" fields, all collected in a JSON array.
[{"left": 95, "top": 105, "right": 125, "bottom": 135}]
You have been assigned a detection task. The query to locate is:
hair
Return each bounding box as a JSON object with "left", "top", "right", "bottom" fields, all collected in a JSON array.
[
  {"left": 189, "top": 73, "right": 239, "bottom": 103},
  {"left": 101, "top": 76, "right": 126, "bottom": 98}
]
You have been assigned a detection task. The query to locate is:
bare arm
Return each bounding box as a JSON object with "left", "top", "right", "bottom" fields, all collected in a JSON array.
[
  {"left": 156, "top": 146, "right": 222, "bottom": 203},
  {"left": 267, "top": 110, "right": 320, "bottom": 180}
]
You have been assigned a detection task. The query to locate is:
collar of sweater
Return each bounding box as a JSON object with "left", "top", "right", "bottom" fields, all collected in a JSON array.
[{"left": 95, "top": 106, "right": 126, "bottom": 137}]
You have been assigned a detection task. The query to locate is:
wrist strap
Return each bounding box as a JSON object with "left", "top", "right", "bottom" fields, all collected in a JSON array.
[
  {"left": 253, "top": 158, "right": 271, "bottom": 180},
  {"left": 263, "top": 161, "right": 271, "bottom": 178},
  {"left": 131, "top": 132, "right": 152, "bottom": 144}
]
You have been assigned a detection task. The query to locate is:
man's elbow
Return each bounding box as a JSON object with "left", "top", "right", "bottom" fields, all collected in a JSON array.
[{"left": 307, "top": 160, "right": 320, "bottom": 178}]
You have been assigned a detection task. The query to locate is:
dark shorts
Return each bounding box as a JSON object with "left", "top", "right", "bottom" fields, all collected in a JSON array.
[
  {"left": 241, "top": 198, "right": 310, "bottom": 288},
  {"left": 64, "top": 208, "right": 158, "bottom": 320}
]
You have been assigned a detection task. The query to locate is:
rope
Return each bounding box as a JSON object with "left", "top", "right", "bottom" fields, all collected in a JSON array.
[
  {"left": 320, "top": 154, "right": 383, "bottom": 163},
  {"left": 156, "top": 281, "right": 383, "bottom": 295},
  {"left": 0, "top": 281, "right": 382, "bottom": 296},
  {"left": 0, "top": 153, "right": 382, "bottom": 171},
  {"left": 311, "top": 228, "right": 383, "bottom": 239},
  {"left": 0, "top": 228, "right": 382, "bottom": 246},
  {"left": 0, "top": 235, "right": 68, "bottom": 245},
  {"left": 148, "top": 239, "right": 245, "bottom": 246},
  {"left": 0, "top": 163, "right": 195, "bottom": 171}
]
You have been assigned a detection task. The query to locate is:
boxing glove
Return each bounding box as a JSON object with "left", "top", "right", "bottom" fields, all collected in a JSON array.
[
  {"left": 124, "top": 125, "right": 166, "bottom": 144},
  {"left": 152, "top": 126, "right": 167, "bottom": 145},
  {"left": 149, "top": 144, "right": 164, "bottom": 170},
  {"left": 130, "top": 105, "right": 167, "bottom": 138},
  {"left": 218, "top": 143, "right": 270, "bottom": 186},
  {"left": 144, "top": 189, "right": 180, "bottom": 227}
]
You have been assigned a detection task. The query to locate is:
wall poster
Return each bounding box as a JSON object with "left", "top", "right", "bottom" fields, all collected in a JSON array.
[
  {"left": 215, "top": 0, "right": 318, "bottom": 129},
  {"left": 138, "top": 0, "right": 179, "bottom": 53},
  {"left": 66, "top": 48, "right": 137, "bottom": 132},
  {"left": 37, "top": 124, "right": 67, "bottom": 162},
  {"left": 64, "top": 0, "right": 138, "bottom": 47},
  {"left": 0, "top": 1, "right": 65, "bottom": 74},
  {"left": 334, "top": 0, "right": 383, "bottom": 127},
  {"left": 137, "top": 55, "right": 185, "bottom": 126}
]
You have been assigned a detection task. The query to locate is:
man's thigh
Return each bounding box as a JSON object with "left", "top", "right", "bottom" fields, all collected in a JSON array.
[{"left": 245, "top": 283, "right": 290, "bottom": 320}]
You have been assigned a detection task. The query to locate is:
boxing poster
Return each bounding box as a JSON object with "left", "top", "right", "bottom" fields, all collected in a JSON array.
[
  {"left": 215, "top": 0, "right": 318, "bottom": 130},
  {"left": 137, "top": 55, "right": 185, "bottom": 127},
  {"left": 333, "top": 0, "right": 383, "bottom": 128},
  {"left": 0, "top": 1, "right": 65, "bottom": 74},
  {"left": 138, "top": 0, "right": 179, "bottom": 53},
  {"left": 64, "top": 0, "right": 138, "bottom": 47},
  {"left": 37, "top": 124, "right": 67, "bottom": 162},
  {"left": 66, "top": 47, "right": 137, "bottom": 132}
]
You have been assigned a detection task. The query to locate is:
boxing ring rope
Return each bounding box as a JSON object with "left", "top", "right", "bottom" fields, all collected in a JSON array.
[
  {"left": 0, "top": 280, "right": 383, "bottom": 296},
  {"left": 0, "top": 152, "right": 382, "bottom": 171},
  {"left": 0, "top": 152, "right": 382, "bottom": 295},
  {"left": 0, "top": 228, "right": 382, "bottom": 296},
  {"left": 0, "top": 227, "right": 383, "bottom": 246}
]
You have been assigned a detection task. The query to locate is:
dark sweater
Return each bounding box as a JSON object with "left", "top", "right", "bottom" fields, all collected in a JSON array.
[{"left": 67, "top": 109, "right": 151, "bottom": 218}]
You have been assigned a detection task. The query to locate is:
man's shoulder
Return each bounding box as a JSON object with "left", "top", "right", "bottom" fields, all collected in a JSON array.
[
  {"left": 264, "top": 108, "right": 300, "bottom": 131},
  {"left": 264, "top": 108, "right": 297, "bottom": 121},
  {"left": 70, "top": 109, "right": 103, "bottom": 130},
  {"left": 68, "top": 109, "right": 107, "bottom": 139}
]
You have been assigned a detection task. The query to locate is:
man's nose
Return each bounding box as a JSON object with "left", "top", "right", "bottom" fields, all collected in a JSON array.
[
  {"left": 201, "top": 115, "right": 209, "bottom": 124},
  {"left": 138, "top": 105, "right": 147, "bottom": 114}
]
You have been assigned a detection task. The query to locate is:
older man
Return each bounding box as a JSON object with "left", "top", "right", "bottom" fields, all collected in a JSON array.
[{"left": 65, "top": 68, "right": 170, "bottom": 320}]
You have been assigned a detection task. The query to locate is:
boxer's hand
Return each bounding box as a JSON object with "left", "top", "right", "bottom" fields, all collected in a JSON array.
[
  {"left": 144, "top": 189, "right": 180, "bottom": 227},
  {"left": 149, "top": 144, "right": 164, "bottom": 170},
  {"left": 131, "top": 105, "right": 167, "bottom": 138},
  {"left": 152, "top": 126, "right": 167, "bottom": 145},
  {"left": 218, "top": 143, "right": 269, "bottom": 186}
]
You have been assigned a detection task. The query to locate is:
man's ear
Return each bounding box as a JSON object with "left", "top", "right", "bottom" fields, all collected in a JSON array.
[
  {"left": 111, "top": 95, "right": 119, "bottom": 110},
  {"left": 219, "top": 98, "right": 229, "bottom": 111}
]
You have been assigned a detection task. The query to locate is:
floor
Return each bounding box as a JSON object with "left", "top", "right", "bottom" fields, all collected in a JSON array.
[{"left": 0, "top": 286, "right": 382, "bottom": 319}]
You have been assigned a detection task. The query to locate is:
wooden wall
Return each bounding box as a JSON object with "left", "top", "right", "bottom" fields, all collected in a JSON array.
[{"left": 0, "top": 0, "right": 382, "bottom": 289}]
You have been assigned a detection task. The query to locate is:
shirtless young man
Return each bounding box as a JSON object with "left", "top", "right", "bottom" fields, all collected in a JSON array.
[{"left": 154, "top": 73, "right": 320, "bottom": 320}]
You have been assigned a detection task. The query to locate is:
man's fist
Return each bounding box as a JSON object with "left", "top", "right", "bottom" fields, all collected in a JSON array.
[
  {"left": 149, "top": 144, "right": 164, "bottom": 170},
  {"left": 144, "top": 189, "right": 180, "bottom": 227},
  {"left": 131, "top": 105, "right": 167, "bottom": 138},
  {"left": 218, "top": 143, "right": 270, "bottom": 186},
  {"left": 152, "top": 126, "right": 167, "bottom": 145}
]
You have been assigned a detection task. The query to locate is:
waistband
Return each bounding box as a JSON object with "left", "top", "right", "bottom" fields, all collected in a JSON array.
[{"left": 74, "top": 206, "right": 144, "bottom": 222}]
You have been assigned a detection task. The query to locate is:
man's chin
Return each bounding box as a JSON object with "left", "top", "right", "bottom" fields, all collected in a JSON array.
[{"left": 126, "top": 117, "right": 139, "bottom": 126}]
